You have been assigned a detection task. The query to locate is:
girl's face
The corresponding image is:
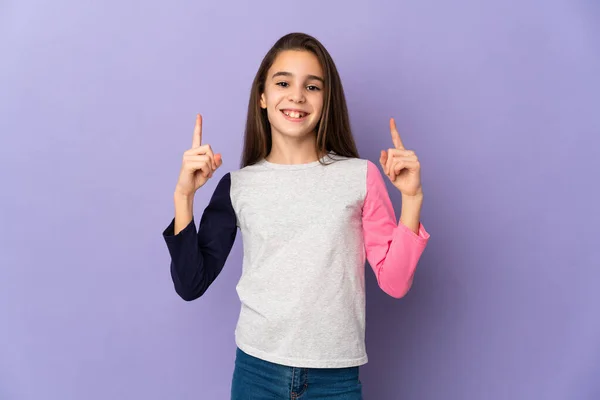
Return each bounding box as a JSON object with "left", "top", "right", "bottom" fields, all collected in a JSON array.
[{"left": 260, "top": 50, "right": 325, "bottom": 141}]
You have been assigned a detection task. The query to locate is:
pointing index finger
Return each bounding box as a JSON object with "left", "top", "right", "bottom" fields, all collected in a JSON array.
[
  {"left": 390, "top": 117, "right": 405, "bottom": 149},
  {"left": 192, "top": 114, "right": 202, "bottom": 148}
]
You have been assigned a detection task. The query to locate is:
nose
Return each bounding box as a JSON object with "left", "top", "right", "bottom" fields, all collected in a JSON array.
[{"left": 287, "top": 86, "right": 305, "bottom": 103}]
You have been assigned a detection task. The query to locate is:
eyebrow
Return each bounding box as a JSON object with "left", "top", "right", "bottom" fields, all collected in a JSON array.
[{"left": 271, "top": 71, "right": 324, "bottom": 84}]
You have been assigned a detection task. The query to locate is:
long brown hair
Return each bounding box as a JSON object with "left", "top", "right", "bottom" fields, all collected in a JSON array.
[{"left": 240, "top": 32, "right": 360, "bottom": 168}]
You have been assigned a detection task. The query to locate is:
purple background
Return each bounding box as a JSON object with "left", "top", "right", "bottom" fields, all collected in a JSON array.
[{"left": 1, "top": 1, "right": 599, "bottom": 399}]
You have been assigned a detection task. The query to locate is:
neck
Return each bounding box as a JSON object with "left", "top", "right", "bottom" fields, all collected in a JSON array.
[{"left": 266, "top": 131, "right": 321, "bottom": 165}]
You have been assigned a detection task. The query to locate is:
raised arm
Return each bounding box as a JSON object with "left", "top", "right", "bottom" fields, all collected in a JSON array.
[{"left": 162, "top": 114, "right": 235, "bottom": 301}]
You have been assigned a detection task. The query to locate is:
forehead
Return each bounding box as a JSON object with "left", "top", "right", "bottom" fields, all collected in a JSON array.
[{"left": 269, "top": 50, "right": 323, "bottom": 77}]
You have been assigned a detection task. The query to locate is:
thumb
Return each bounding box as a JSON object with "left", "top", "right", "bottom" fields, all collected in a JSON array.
[
  {"left": 379, "top": 150, "right": 387, "bottom": 167},
  {"left": 215, "top": 153, "right": 223, "bottom": 168}
]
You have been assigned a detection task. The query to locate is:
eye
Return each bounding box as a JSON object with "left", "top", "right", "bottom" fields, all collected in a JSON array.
[
  {"left": 307, "top": 85, "right": 321, "bottom": 91},
  {"left": 276, "top": 82, "right": 289, "bottom": 87}
]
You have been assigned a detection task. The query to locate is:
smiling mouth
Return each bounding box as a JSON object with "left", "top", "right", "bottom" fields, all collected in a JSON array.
[{"left": 281, "top": 109, "right": 309, "bottom": 120}]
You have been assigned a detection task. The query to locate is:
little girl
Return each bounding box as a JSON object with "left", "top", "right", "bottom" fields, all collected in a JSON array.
[{"left": 163, "top": 32, "right": 430, "bottom": 399}]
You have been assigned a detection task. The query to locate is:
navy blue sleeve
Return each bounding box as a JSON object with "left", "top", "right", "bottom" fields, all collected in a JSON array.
[{"left": 162, "top": 173, "right": 237, "bottom": 301}]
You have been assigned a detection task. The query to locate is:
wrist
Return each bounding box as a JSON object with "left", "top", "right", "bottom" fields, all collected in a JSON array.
[
  {"left": 400, "top": 195, "right": 423, "bottom": 235},
  {"left": 401, "top": 190, "right": 423, "bottom": 201},
  {"left": 174, "top": 188, "right": 195, "bottom": 200},
  {"left": 174, "top": 192, "right": 195, "bottom": 209}
]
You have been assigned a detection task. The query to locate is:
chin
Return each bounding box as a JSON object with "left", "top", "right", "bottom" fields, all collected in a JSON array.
[
  {"left": 271, "top": 119, "right": 319, "bottom": 139},
  {"left": 281, "top": 122, "right": 318, "bottom": 137}
]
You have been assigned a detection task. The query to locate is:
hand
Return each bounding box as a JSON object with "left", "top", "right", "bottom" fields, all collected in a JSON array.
[
  {"left": 379, "top": 118, "right": 422, "bottom": 197},
  {"left": 174, "top": 114, "right": 223, "bottom": 197}
]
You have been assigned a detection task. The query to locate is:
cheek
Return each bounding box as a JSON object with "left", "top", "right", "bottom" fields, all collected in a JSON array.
[
  {"left": 313, "top": 96, "right": 324, "bottom": 118},
  {"left": 268, "top": 93, "right": 285, "bottom": 109}
]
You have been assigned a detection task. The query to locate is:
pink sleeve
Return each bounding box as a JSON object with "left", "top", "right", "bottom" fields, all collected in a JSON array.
[{"left": 362, "top": 161, "right": 430, "bottom": 298}]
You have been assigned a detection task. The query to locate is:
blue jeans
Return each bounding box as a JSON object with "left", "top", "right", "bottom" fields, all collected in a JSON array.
[{"left": 231, "top": 347, "right": 363, "bottom": 399}]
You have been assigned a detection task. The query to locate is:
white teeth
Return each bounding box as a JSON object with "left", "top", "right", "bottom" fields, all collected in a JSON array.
[{"left": 283, "top": 110, "right": 306, "bottom": 119}]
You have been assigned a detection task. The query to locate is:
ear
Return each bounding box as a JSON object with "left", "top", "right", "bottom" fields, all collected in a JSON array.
[{"left": 260, "top": 93, "right": 267, "bottom": 109}]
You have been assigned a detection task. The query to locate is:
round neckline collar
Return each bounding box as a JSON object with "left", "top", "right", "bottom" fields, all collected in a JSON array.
[{"left": 260, "top": 153, "right": 336, "bottom": 170}]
